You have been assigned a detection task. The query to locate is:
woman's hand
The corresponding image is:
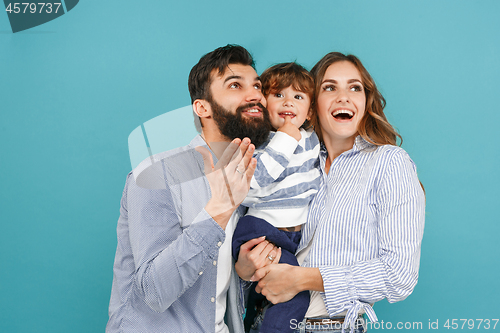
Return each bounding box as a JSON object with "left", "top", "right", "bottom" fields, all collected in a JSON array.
[
  {"left": 252, "top": 265, "right": 323, "bottom": 304},
  {"left": 235, "top": 237, "right": 281, "bottom": 281}
]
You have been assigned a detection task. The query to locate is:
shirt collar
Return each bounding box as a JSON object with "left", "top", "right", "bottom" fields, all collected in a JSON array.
[
  {"left": 319, "top": 135, "right": 376, "bottom": 163},
  {"left": 353, "top": 135, "right": 375, "bottom": 152},
  {"left": 189, "top": 134, "right": 219, "bottom": 164}
]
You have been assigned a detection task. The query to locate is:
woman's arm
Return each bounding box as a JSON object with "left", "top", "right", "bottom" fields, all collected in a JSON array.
[
  {"left": 319, "top": 150, "right": 425, "bottom": 314},
  {"left": 253, "top": 149, "right": 425, "bottom": 311},
  {"left": 252, "top": 265, "right": 323, "bottom": 303}
]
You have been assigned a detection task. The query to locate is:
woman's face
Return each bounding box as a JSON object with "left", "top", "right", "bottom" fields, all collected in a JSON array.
[{"left": 316, "top": 61, "right": 366, "bottom": 145}]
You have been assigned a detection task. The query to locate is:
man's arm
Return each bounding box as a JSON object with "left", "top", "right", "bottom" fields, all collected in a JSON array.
[
  {"left": 234, "top": 237, "right": 281, "bottom": 281},
  {"left": 125, "top": 171, "right": 227, "bottom": 313},
  {"left": 126, "top": 138, "right": 257, "bottom": 313}
]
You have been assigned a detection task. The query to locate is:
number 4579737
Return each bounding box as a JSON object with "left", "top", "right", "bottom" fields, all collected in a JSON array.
[
  {"left": 443, "top": 319, "right": 499, "bottom": 330},
  {"left": 5, "top": 3, "right": 62, "bottom": 14}
]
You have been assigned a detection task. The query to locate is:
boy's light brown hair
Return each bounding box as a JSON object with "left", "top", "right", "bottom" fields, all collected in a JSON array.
[{"left": 260, "top": 62, "right": 314, "bottom": 128}]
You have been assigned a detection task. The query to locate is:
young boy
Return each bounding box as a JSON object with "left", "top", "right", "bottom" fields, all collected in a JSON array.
[{"left": 232, "top": 62, "right": 321, "bottom": 333}]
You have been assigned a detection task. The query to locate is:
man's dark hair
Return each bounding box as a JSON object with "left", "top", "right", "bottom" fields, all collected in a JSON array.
[{"left": 188, "top": 44, "right": 255, "bottom": 103}]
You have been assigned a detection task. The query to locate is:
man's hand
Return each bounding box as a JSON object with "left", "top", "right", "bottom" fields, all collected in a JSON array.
[
  {"left": 252, "top": 265, "right": 323, "bottom": 304},
  {"left": 235, "top": 236, "right": 281, "bottom": 281},
  {"left": 277, "top": 115, "right": 301, "bottom": 141},
  {"left": 196, "top": 138, "right": 256, "bottom": 229}
]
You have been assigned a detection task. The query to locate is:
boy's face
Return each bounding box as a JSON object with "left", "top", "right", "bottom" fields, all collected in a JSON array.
[{"left": 265, "top": 86, "right": 311, "bottom": 130}]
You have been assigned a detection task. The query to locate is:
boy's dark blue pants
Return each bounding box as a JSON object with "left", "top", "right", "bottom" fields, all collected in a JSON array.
[{"left": 232, "top": 215, "right": 310, "bottom": 333}]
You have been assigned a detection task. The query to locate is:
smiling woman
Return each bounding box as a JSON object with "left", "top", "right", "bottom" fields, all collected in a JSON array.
[
  {"left": 250, "top": 52, "right": 425, "bottom": 333},
  {"left": 310, "top": 52, "right": 402, "bottom": 162}
]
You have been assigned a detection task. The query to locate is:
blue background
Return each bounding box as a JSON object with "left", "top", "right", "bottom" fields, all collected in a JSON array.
[{"left": 1, "top": 1, "right": 499, "bottom": 332}]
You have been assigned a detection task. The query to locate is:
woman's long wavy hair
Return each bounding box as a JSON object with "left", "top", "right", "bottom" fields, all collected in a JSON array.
[{"left": 310, "top": 52, "right": 402, "bottom": 146}]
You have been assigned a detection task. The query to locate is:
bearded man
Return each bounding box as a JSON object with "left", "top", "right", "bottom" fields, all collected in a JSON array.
[{"left": 106, "top": 45, "right": 278, "bottom": 333}]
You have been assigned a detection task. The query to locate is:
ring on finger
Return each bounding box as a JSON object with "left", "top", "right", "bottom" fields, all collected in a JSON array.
[
  {"left": 236, "top": 167, "right": 244, "bottom": 174},
  {"left": 267, "top": 254, "right": 275, "bottom": 261}
]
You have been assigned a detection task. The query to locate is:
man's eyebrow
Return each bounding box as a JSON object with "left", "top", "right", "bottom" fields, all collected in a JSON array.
[
  {"left": 223, "top": 75, "right": 242, "bottom": 83},
  {"left": 223, "top": 75, "right": 261, "bottom": 84}
]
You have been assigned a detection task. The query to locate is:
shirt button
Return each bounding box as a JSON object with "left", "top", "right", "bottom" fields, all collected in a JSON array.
[
  {"left": 213, "top": 260, "right": 217, "bottom": 266},
  {"left": 198, "top": 271, "right": 203, "bottom": 275},
  {"left": 211, "top": 297, "right": 215, "bottom": 303},
  {"left": 217, "top": 241, "right": 222, "bottom": 247}
]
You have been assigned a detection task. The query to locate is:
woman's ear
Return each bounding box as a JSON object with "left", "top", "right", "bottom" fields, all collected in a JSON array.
[{"left": 193, "top": 99, "right": 212, "bottom": 120}]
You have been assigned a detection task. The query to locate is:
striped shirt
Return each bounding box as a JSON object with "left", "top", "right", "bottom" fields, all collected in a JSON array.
[
  {"left": 298, "top": 136, "right": 425, "bottom": 332},
  {"left": 107, "top": 136, "right": 245, "bottom": 333},
  {"left": 243, "top": 128, "right": 321, "bottom": 227}
]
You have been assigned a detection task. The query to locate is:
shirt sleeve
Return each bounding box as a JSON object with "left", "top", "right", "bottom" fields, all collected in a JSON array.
[
  {"left": 123, "top": 166, "right": 226, "bottom": 313},
  {"left": 243, "top": 131, "right": 299, "bottom": 203},
  {"left": 319, "top": 149, "right": 425, "bottom": 321}
]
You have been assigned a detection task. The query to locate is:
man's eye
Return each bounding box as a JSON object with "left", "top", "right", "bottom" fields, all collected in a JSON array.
[
  {"left": 229, "top": 83, "right": 240, "bottom": 89},
  {"left": 254, "top": 83, "right": 262, "bottom": 90}
]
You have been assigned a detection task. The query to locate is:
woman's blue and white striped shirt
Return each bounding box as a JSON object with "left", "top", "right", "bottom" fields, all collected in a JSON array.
[{"left": 298, "top": 136, "right": 426, "bottom": 331}]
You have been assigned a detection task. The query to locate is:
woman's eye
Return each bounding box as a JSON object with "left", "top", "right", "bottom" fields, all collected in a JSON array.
[
  {"left": 351, "top": 85, "right": 363, "bottom": 92},
  {"left": 323, "top": 85, "right": 335, "bottom": 92}
]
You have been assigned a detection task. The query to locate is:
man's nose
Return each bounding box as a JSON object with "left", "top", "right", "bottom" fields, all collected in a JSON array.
[{"left": 245, "top": 86, "right": 264, "bottom": 103}]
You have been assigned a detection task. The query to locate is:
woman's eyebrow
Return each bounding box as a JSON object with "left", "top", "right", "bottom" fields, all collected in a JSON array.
[{"left": 321, "top": 79, "right": 362, "bottom": 84}]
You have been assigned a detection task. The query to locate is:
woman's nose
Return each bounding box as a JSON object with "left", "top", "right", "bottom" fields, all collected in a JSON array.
[{"left": 336, "top": 89, "right": 350, "bottom": 103}]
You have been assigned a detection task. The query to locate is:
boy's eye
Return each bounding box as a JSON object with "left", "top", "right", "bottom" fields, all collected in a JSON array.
[
  {"left": 294, "top": 95, "right": 303, "bottom": 100},
  {"left": 274, "top": 93, "right": 284, "bottom": 98}
]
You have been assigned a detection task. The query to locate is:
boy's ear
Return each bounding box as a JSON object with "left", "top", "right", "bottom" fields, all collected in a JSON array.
[
  {"left": 193, "top": 99, "right": 212, "bottom": 119},
  {"left": 306, "top": 106, "right": 313, "bottom": 121}
]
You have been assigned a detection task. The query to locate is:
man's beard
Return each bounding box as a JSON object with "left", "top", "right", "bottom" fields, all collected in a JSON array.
[{"left": 209, "top": 98, "right": 272, "bottom": 148}]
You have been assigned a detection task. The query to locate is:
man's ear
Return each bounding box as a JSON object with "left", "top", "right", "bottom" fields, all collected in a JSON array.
[{"left": 193, "top": 99, "right": 212, "bottom": 120}]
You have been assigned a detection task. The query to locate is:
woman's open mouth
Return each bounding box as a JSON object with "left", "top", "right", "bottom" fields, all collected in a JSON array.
[{"left": 332, "top": 109, "right": 354, "bottom": 120}]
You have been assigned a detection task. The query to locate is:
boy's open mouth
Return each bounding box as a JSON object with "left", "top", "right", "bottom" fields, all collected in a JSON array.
[{"left": 278, "top": 111, "right": 296, "bottom": 118}]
